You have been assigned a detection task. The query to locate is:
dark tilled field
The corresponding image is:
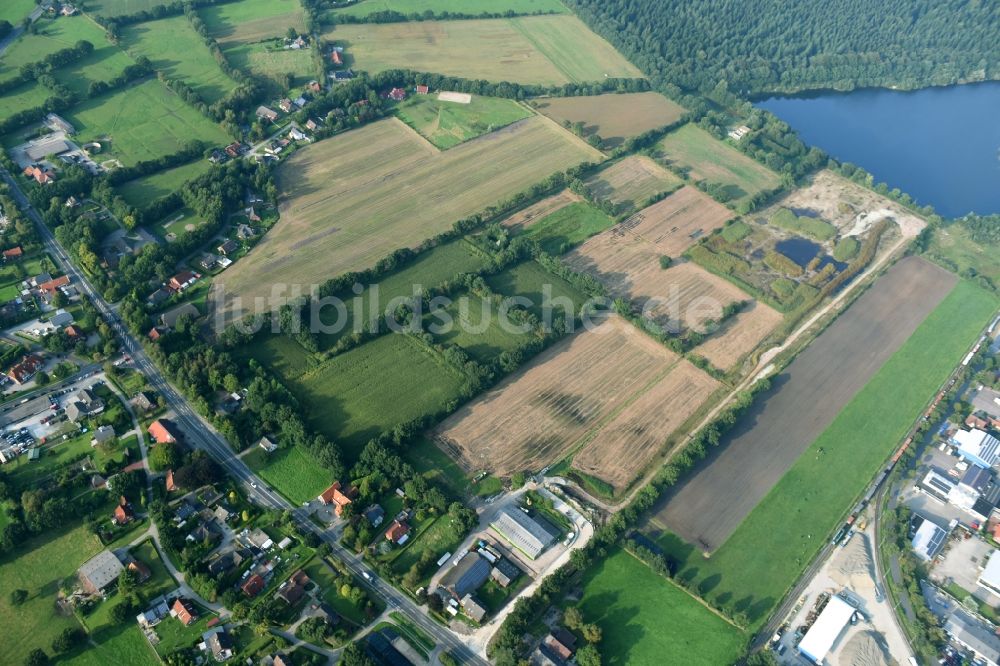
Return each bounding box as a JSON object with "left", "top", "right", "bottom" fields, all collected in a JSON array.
[{"left": 650, "top": 256, "right": 956, "bottom": 551}]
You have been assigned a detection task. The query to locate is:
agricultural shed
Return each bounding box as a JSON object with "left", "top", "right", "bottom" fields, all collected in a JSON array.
[
  {"left": 490, "top": 508, "right": 557, "bottom": 559},
  {"left": 440, "top": 552, "right": 490, "bottom": 599},
  {"left": 797, "top": 595, "right": 855, "bottom": 665}
]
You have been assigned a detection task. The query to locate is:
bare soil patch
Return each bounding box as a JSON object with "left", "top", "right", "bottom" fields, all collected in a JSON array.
[
  {"left": 649, "top": 256, "right": 956, "bottom": 552},
  {"left": 694, "top": 300, "right": 784, "bottom": 371},
  {"left": 626, "top": 186, "right": 733, "bottom": 256}
]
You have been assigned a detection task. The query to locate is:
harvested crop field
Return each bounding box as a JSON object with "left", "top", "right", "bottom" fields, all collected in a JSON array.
[
  {"left": 327, "top": 16, "right": 642, "bottom": 85},
  {"left": 693, "top": 300, "right": 784, "bottom": 371},
  {"left": 650, "top": 256, "right": 957, "bottom": 552},
  {"left": 566, "top": 234, "right": 753, "bottom": 333},
  {"left": 499, "top": 190, "right": 581, "bottom": 231},
  {"left": 214, "top": 117, "right": 601, "bottom": 317},
  {"left": 584, "top": 156, "right": 682, "bottom": 209},
  {"left": 572, "top": 360, "right": 721, "bottom": 491},
  {"left": 625, "top": 186, "right": 733, "bottom": 256},
  {"left": 657, "top": 124, "right": 782, "bottom": 205},
  {"left": 435, "top": 315, "right": 678, "bottom": 476},
  {"left": 534, "top": 92, "right": 686, "bottom": 147}
]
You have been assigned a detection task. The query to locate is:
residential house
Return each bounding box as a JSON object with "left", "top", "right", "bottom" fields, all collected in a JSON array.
[
  {"left": 279, "top": 98, "right": 294, "bottom": 113},
  {"left": 148, "top": 419, "right": 182, "bottom": 444},
  {"left": 202, "top": 627, "right": 234, "bottom": 661},
  {"left": 364, "top": 504, "right": 384, "bottom": 527},
  {"left": 289, "top": 127, "right": 307, "bottom": 141},
  {"left": 135, "top": 391, "right": 157, "bottom": 411},
  {"left": 172, "top": 598, "right": 198, "bottom": 625},
  {"left": 258, "top": 436, "right": 278, "bottom": 453},
  {"left": 37, "top": 275, "right": 70, "bottom": 296},
  {"left": 293, "top": 96, "right": 308, "bottom": 108},
  {"left": 61, "top": 5, "right": 78, "bottom": 17},
  {"left": 727, "top": 125, "right": 751, "bottom": 141},
  {"left": 146, "top": 287, "right": 171, "bottom": 307},
  {"left": 224, "top": 141, "right": 242, "bottom": 158},
  {"left": 245, "top": 528, "right": 273, "bottom": 550},
  {"left": 135, "top": 600, "right": 170, "bottom": 628},
  {"left": 217, "top": 239, "right": 238, "bottom": 256},
  {"left": 278, "top": 569, "right": 310, "bottom": 604},
  {"left": 385, "top": 520, "right": 410, "bottom": 544},
  {"left": 545, "top": 628, "right": 577, "bottom": 660},
  {"left": 66, "top": 388, "right": 104, "bottom": 422},
  {"left": 330, "top": 51, "right": 342, "bottom": 66},
  {"left": 308, "top": 80, "right": 322, "bottom": 93},
  {"left": 50, "top": 309, "right": 74, "bottom": 328},
  {"left": 125, "top": 557, "right": 151, "bottom": 583},
  {"left": 388, "top": 87, "right": 406, "bottom": 101},
  {"left": 168, "top": 271, "right": 198, "bottom": 292},
  {"left": 64, "top": 325, "right": 82, "bottom": 339},
  {"left": 160, "top": 302, "right": 200, "bottom": 329},
  {"left": 200, "top": 255, "right": 218, "bottom": 271},
  {"left": 415, "top": 84, "right": 429, "bottom": 94},
  {"left": 92, "top": 425, "right": 116, "bottom": 445},
  {"left": 7, "top": 354, "right": 43, "bottom": 384},
  {"left": 148, "top": 326, "right": 165, "bottom": 341},
  {"left": 78, "top": 550, "right": 125, "bottom": 594},
  {"left": 318, "top": 481, "right": 356, "bottom": 516},
  {"left": 165, "top": 469, "right": 177, "bottom": 492},
  {"left": 236, "top": 222, "right": 256, "bottom": 239},
  {"left": 175, "top": 501, "right": 197, "bottom": 523},
  {"left": 461, "top": 594, "right": 487, "bottom": 622},
  {"left": 256, "top": 106, "right": 279, "bottom": 122},
  {"left": 330, "top": 70, "right": 355, "bottom": 82},
  {"left": 3, "top": 246, "right": 23, "bottom": 260},
  {"left": 188, "top": 521, "right": 222, "bottom": 545},
  {"left": 23, "top": 165, "right": 55, "bottom": 185},
  {"left": 305, "top": 118, "right": 319, "bottom": 131},
  {"left": 208, "top": 148, "right": 226, "bottom": 164},
  {"left": 113, "top": 496, "right": 134, "bottom": 525},
  {"left": 207, "top": 549, "right": 245, "bottom": 575},
  {"left": 241, "top": 573, "right": 265, "bottom": 598}
]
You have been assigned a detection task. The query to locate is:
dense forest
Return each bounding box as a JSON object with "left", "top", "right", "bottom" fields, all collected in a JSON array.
[{"left": 566, "top": 0, "right": 1000, "bottom": 95}]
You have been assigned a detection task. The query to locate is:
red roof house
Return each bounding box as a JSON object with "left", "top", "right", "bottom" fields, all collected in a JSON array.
[
  {"left": 148, "top": 419, "right": 180, "bottom": 444},
  {"left": 172, "top": 598, "right": 197, "bottom": 625},
  {"left": 113, "top": 496, "right": 134, "bottom": 525},
  {"left": 388, "top": 87, "right": 406, "bottom": 101},
  {"left": 167, "top": 271, "right": 198, "bottom": 292},
  {"left": 7, "top": 354, "right": 43, "bottom": 385},
  {"left": 330, "top": 51, "right": 342, "bottom": 66},
  {"left": 165, "top": 469, "right": 177, "bottom": 492},
  {"left": 241, "top": 573, "right": 265, "bottom": 597},
  {"left": 64, "top": 325, "right": 82, "bottom": 338},
  {"left": 37, "top": 275, "right": 69, "bottom": 294},
  {"left": 318, "top": 481, "right": 357, "bottom": 516},
  {"left": 415, "top": 85, "right": 429, "bottom": 94},
  {"left": 3, "top": 246, "right": 23, "bottom": 260},
  {"left": 23, "top": 166, "right": 54, "bottom": 185},
  {"left": 384, "top": 520, "right": 410, "bottom": 544}
]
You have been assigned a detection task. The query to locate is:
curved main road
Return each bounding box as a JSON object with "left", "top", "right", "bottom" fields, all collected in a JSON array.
[{"left": 2, "top": 169, "right": 489, "bottom": 666}]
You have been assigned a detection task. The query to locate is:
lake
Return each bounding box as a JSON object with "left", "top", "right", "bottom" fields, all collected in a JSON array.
[{"left": 759, "top": 82, "right": 1000, "bottom": 218}]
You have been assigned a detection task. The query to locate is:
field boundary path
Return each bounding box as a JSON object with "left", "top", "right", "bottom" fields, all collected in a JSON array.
[{"left": 1, "top": 167, "right": 489, "bottom": 666}]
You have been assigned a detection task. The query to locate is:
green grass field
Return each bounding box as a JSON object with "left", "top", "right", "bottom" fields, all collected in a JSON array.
[
  {"left": 315, "top": 239, "right": 489, "bottom": 350},
  {"left": 769, "top": 207, "right": 837, "bottom": 241},
  {"left": 331, "top": 0, "right": 569, "bottom": 18},
  {"left": 395, "top": 95, "right": 532, "bottom": 149},
  {"left": 64, "top": 624, "right": 158, "bottom": 666},
  {"left": 244, "top": 445, "right": 332, "bottom": 505},
  {"left": 0, "top": 82, "right": 50, "bottom": 124},
  {"left": 577, "top": 550, "right": 746, "bottom": 665},
  {"left": 290, "top": 334, "right": 468, "bottom": 459},
  {"left": 485, "top": 260, "right": 588, "bottom": 320},
  {"left": 121, "top": 15, "right": 238, "bottom": 103},
  {"left": 328, "top": 15, "right": 642, "bottom": 86},
  {"left": 656, "top": 280, "right": 998, "bottom": 629},
  {"left": 404, "top": 435, "right": 470, "bottom": 498},
  {"left": 117, "top": 160, "right": 212, "bottom": 209},
  {"left": 87, "top": 0, "right": 173, "bottom": 17},
  {"left": 523, "top": 201, "right": 615, "bottom": 254},
  {"left": 928, "top": 222, "right": 1000, "bottom": 291},
  {"left": 304, "top": 558, "right": 370, "bottom": 626},
  {"left": 0, "top": 0, "right": 35, "bottom": 24},
  {"left": 4, "top": 431, "right": 96, "bottom": 491},
  {"left": 429, "top": 293, "right": 532, "bottom": 362},
  {"left": 389, "top": 516, "right": 463, "bottom": 580},
  {"left": 238, "top": 331, "right": 318, "bottom": 378},
  {"left": 0, "top": 524, "right": 102, "bottom": 664},
  {"left": 199, "top": 0, "right": 305, "bottom": 43},
  {"left": 657, "top": 124, "right": 782, "bottom": 205},
  {"left": 223, "top": 40, "right": 314, "bottom": 91},
  {"left": 65, "top": 79, "right": 230, "bottom": 165}
]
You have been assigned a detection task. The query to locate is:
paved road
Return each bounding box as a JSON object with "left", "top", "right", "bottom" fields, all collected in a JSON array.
[
  {"left": 2, "top": 169, "right": 489, "bottom": 665},
  {"left": 0, "top": 5, "right": 43, "bottom": 57}
]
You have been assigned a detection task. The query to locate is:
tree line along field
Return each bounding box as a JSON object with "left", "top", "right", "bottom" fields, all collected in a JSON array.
[
  {"left": 64, "top": 79, "right": 231, "bottom": 166},
  {"left": 214, "top": 116, "right": 602, "bottom": 318},
  {"left": 198, "top": 0, "right": 306, "bottom": 44},
  {"left": 325, "top": 15, "right": 643, "bottom": 86},
  {"left": 395, "top": 94, "right": 533, "bottom": 150},
  {"left": 121, "top": 15, "right": 239, "bottom": 104},
  {"left": 650, "top": 268, "right": 998, "bottom": 630},
  {"left": 583, "top": 155, "right": 682, "bottom": 210},
  {"left": 534, "top": 91, "right": 686, "bottom": 148},
  {"left": 435, "top": 314, "right": 720, "bottom": 491},
  {"left": 330, "top": 0, "right": 570, "bottom": 19},
  {"left": 656, "top": 124, "right": 783, "bottom": 205},
  {"left": 576, "top": 549, "right": 746, "bottom": 665}
]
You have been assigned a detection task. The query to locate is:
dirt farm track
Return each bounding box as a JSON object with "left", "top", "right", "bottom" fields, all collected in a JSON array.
[{"left": 649, "top": 256, "right": 957, "bottom": 552}]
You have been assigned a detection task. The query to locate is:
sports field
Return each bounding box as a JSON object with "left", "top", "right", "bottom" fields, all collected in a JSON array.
[
  {"left": 523, "top": 201, "right": 615, "bottom": 254},
  {"left": 223, "top": 40, "right": 314, "bottom": 90},
  {"left": 244, "top": 445, "right": 331, "bottom": 505},
  {"left": 215, "top": 117, "right": 601, "bottom": 316},
  {"left": 122, "top": 15, "right": 239, "bottom": 103},
  {"left": 396, "top": 94, "right": 532, "bottom": 149},
  {"left": 435, "top": 315, "right": 679, "bottom": 478},
  {"left": 657, "top": 124, "right": 783, "bottom": 205},
  {"left": 650, "top": 267, "right": 998, "bottom": 629},
  {"left": 584, "top": 156, "right": 682, "bottom": 209},
  {"left": 117, "top": 160, "right": 212, "bottom": 209},
  {"left": 535, "top": 92, "right": 686, "bottom": 147},
  {"left": 199, "top": 0, "right": 306, "bottom": 43},
  {"left": 289, "top": 333, "right": 468, "bottom": 458},
  {"left": 326, "top": 15, "right": 642, "bottom": 85},
  {"left": 331, "top": 0, "right": 569, "bottom": 18},
  {"left": 577, "top": 550, "right": 746, "bottom": 666},
  {"left": 0, "top": 524, "right": 101, "bottom": 664},
  {"left": 65, "top": 79, "right": 230, "bottom": 165}
]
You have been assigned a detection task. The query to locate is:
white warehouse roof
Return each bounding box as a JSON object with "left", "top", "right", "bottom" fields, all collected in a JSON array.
[
  {"left": 798, "top": 595, "right": 855, "bottom": 665},
  {"left": 911, "top": 518, "right": 948, "bottom": 561},
  {"left": 955, "top": 428, "right": 1000, "bottom": 467},
  {"left": 490, "top": 508, "right": 556, "bottom": 560},
  {"left": 979, "top": 550, "right": 1000, "bottom": 595}
]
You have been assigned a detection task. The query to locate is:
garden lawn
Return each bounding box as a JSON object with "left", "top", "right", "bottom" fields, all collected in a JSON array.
[
  {"left": 121, "top": 15, "right": 239, "bottom": 103},
  {"left": 117, "top": 160, "right": 212, "bottom": 209},
  {"left": 0, "top": 524, "right": 102, "bottom": 664},
  {"left": 657, "top": 280, "right": 999, "bottom": 630},
  {"left": 244, "top": 445, "right": 332, "bottom": 505},
  {"left": 331, "top": 0, "right": 568, "bottom": 18},
  {"left": 303, "top": 558, "right": 369, "bottom": 626},
  {"left": 65, "top": 79, "right": 230, "bottom": 166},
  {"left": 4, "top": 430, "right": 95, "bottom": 491},
  {"left": 523, "top": 201, "right": 615, "bottom": 254},
  {"left": 290, "top": 334, "right": 468, "bottom": 459},
  {"left": 657, "top": 124, "right": 782, "bottom": 205},
  {"left": 430, "top": 294, "right": 532, "bottom": 363},
  {"left": 396, "top": 95, "right": 532, "bottom": 149},
  {"left": 389, "top": 516, "right": 464, "bottom": 581},
  {"left": 577, "top": 549, "right": 746, "bottom": 666},
  {"left": 485, "top": 260, "right": 589, "bottom": 320}
]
